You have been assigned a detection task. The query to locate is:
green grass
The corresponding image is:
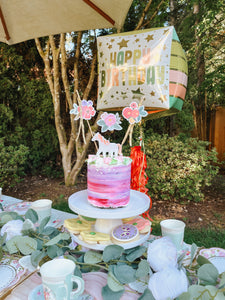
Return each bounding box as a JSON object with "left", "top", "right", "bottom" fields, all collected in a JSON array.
[
  {"left": 151, "top": 222, "right": 225, "bottom": 249},
  {"left": 52, "top": 195, "right": 75, "bottom": 214}
]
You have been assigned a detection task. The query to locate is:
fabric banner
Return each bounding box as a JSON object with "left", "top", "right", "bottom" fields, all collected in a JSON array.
[{"left": 97, "top": 26, "right": 188, "bottom": 118}]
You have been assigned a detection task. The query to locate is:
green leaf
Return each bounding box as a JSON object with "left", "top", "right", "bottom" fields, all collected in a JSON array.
[
  {"left": 6, "top": 236, "right": 21, "bottom": 254},
  {"left": 136, "top": 260, "right": 150, "bottom": 279},
  {"left": 219, "top": 272, "right": 225, "bottom": 289},
  {"left": 38, "top": 216, "right": 51, "bottom": 233},
  {"left": 138, "top": 288, "right": 155, "bottom": 300},
  {"left": 102, "top": 285, "right": 124, "bottom": 300},
  {"left": 126, "top": 246, "right": 146, "bottom": 262},
  {"left": 47, "top": 245, "right": 59, "bottom": 259},
  {"left": 17, "top": 236, "right": 37, "bottom": 255},
  {"left": 1, "top": 214, "right": 13, "bottom": 224},
  {"left": 197, "top": 255, "right": 212, "bottom": 266},
  {"left": 177, "top": 292, "right": 191, "bottom": 300},
  {"left": 103, "top": 245, "right": 124, "bottom": 262},
  {"left": 113, "top": 265, "right": 136, "bottom": 284},
  {"left": 44, "top": 232, "right": 70, "bottom": 246},
  {"left": 31, "top": 250, "right": 45, "bottom": 268},
  {"left": 189, "top": 243, "right": 198, "bottom": 265},
  {"left": 198, "top": 264, "right": 219, "bottom": 285},
  {"left": 22, "top": 219, "right": 35, "bottom": 232},
  {"left": 25, "top": 209, "right": 38, "bottom": 224},
  {"left": 107, "top": 270, "right": 124, "bottom": 292},
  {"left": 41, "top": 226, "right": 58, "bottom": 236},
  {"left": 0, "top": 247, "right": 3, "bottom": 261},
  {"left": 84, "top": 250, "right": 102, "bottom": 264},
  {"left": 187, "top": 285, "right": 225, "bottom": 300},
  {"left": 0, "top": 232, "right": 7, "bottom": 246}
]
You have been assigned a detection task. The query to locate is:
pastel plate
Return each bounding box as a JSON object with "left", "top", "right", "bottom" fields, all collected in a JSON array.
[
  {"left": 28, "top": 285, "right": 94, "bottom": 300},
  {"left": 199, "top": 247, "right": 225, "bottom": 274},
  {"left": 1, "top": 256, "right": 27, "bottom": 290},
  {"left": 0, "top": 265, "right": 16, "bottom": 292},
  {"left": 5, "top": 201, "right": 31, "bottom": 215}
]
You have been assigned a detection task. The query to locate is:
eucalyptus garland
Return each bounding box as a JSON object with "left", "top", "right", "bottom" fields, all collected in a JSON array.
[{"left": 0, "top": 209, "right": 224, "bottom": 300}]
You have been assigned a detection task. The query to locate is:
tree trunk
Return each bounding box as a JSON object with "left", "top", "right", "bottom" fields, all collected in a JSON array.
[
  {"left": 35, "top": 34, "right": 99, "bottom": 186},
  {"left": 193, "top": 1, "right": 207, "bottom": 140}
]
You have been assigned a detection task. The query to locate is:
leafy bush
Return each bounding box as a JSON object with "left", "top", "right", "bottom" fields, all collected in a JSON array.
[
  {"left": 145, "top": 134, "right": 219, "bottom": 202},
  {"left": 0, "top": 138, "right": 29, "bottom": 188}
]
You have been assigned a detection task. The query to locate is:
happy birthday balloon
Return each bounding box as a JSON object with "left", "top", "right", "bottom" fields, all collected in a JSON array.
[{"left": 97, "top": 26, "right": 188, "bottom": 118}]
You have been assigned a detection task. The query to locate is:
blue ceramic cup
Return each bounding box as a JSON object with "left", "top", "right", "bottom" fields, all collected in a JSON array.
[{"left": 40, "top": 259, "right": 84, "bottom": 300}]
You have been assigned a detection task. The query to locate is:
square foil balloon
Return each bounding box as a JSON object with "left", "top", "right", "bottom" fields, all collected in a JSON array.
[{"left": 97, "top": 26, "right": 188, "bottom": 115}]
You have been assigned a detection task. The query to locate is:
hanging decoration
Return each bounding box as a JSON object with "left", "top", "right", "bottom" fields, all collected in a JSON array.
[
  {"left": 97, "top": 112, "right": 122, "bottom": 133},
  {"left": 96, "top": 26, "right": 188, "bottom": 119},
  {"left": 130, "top": 141, "right": 152, "bottom": 221}
]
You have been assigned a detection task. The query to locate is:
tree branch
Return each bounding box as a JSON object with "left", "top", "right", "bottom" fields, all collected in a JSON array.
[{"left": 135, "top": 0, "right": 153, "bottom": 30}]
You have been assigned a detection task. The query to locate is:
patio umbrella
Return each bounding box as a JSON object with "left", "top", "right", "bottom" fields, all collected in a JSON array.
[{"left": 0, "top": 0, "right": 133, "bottom": 45}]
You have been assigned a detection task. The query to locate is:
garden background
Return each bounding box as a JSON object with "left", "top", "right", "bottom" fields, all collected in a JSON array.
[{"left": 0, "top": 0, "right": 224, "bottom": 247}]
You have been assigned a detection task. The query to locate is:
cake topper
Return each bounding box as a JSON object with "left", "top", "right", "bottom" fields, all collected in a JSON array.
[
  {"left": 122, "top": 102, "right": 148, "bottom": 124},
  {"left": 97, "top": 112, "right": 122, "bottom": 133},
  {"left": 70, "top": 100, "right": 96, "bottom": 120},
  {"left": 92, "top": 132, "right": 122, "bottom": 157}
]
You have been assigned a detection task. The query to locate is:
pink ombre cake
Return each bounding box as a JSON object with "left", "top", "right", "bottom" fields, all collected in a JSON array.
[{"left": 87, "top": 155, "right": 132, "bottom": 208}]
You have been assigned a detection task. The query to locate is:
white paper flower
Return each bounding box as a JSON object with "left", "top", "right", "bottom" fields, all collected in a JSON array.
[
  {"left": 148, "top": 266, "right": 188, "bottom": 300},
  {"left": 147, "top": 237, "right": 177, "bottom": 272},
  {"left": 1, "top": 219, "right": 24, "bottom": 241}
]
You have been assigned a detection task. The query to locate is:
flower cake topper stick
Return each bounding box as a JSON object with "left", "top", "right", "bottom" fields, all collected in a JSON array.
[
  {"left": 121, "top": 98, "right": 147, "bottom": 146},
  {"left": 69, "top": 90, "right": 96, "bottom": 145},
  {"left": 76, "top": 90, "right": 86, "bottom": 143}
]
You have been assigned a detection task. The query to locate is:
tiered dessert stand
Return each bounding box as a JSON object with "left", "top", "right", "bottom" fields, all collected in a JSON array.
[{"left": 68, "top": 189, "right": 151, "bottom": 250}]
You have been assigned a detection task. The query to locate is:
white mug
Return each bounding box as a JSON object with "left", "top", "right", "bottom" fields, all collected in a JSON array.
[
  {"left": 40, "top": 259, "right": 84, "bottom": 300},
  {"left": 160, "top": 219, "right": 186, "bottom": 251},
  {"left": 30, "top": 199, "right": 52, "bottom": 223}
]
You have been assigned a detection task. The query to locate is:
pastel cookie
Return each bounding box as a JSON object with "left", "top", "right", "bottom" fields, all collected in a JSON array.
[
  {"left": 125, "top": 217, "right": 151, "bottom": 234},
  {"left": 112, "top": 224, "right": 139, "bottom": 243},
  {"left": 79, "top": 231, "right": 111, "bottom": 245},
  {"left": 78, "top": 215, "right": 96, "bottom": 225},
  {"left": 64, "top": 218, "right": 91, "bottom": 234}
]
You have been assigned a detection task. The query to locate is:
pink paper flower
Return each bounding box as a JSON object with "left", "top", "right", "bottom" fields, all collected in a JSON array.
[
  {"left": 103, "top": 113, "right": 117, "bottom": 126},
  {"left": 130, "top": 102, "right": 138, "bottom": 109},
  {"left": 122, "top": 102, "right": 147, "bottom": 124},
  {"left": 80, "top": 105, "right": 96, "bottom": 120}
]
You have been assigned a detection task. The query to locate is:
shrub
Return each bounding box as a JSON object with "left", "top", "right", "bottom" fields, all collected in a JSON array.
[
  {"left": 145, "top": 134, "right": 219, "bottom": 202},
  {"left": 0, "top": 138, "right": 29, "bottom": 188}
]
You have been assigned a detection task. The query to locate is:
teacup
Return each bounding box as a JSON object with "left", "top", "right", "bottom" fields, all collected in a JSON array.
[
  {"left": 160, "top": 219, "right": 186, "bottom": 251},
  {"left": 30, "top": 199, "right": 52, "bottom": 223},
  {"left": 40, "top": 258, "right": 84, "bottom": 300}
]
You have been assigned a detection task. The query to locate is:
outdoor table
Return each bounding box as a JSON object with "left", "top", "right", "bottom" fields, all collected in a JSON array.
[{"left": 0, "top": 195, "right": 193, "bottom": 300}]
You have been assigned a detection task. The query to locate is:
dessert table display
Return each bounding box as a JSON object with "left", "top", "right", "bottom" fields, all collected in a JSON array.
[
  {"left": 0, "top": 195, "right": 225, "bottom": 300},
  {"left": 68, "top": 189, "right": 151, "bottom": 251}
]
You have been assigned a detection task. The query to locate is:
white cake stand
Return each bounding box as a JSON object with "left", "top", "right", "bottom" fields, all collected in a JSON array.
[{"left": 68, "top": 189, "right": 151, "bottom": 250}]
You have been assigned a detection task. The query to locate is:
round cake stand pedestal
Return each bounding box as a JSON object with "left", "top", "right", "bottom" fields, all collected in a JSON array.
[{"left": 68, "top": 189, "right": 151, "bottom": 250}]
